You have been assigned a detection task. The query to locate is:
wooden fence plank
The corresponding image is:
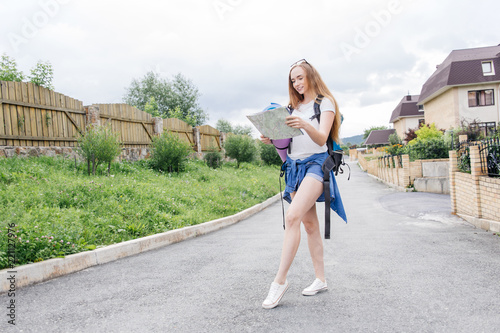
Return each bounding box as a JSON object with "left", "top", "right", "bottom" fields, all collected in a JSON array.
[
  {"left": 54, "top": 92, "right": 64, "bottom": 146},
  {"left": 33, "top": 83, "right": 44, "bottom": 147},
  {"left": 0, "top": 98, "right": 86, "bottom": 114},
  {"left": 66, "top": 95, "right": 74, "bottom": 147},
  {"left": 27, "top": 83, "right": 38, "bottom": 147},
  {"left": 51, "top": 89, "right": 61, "bottom": 147},
  {"left": 0, "top": 82, "right": 5, "bottom": 146},
  {"left": 7, "top": 82, "right": 20, "bottom": 146},
  {"left": 0, "top": 134, "right": 78, "bottom": 142},
  {"left": 38, "top": 85, "right": 49, "bottom": 147},
  {"left": 20, "top": 83, "right": 32, "bottom": 146},
  {"left": 45, "top": 87, "right": 54, "bottom": 146},
  {"left": 14, "top": 82, "right": 26, "bottom": 146},
  {"left": 50, "top": 87, "right": 59, "bottom": 146},
  {"left": 2, "top": 82, "right": 13, "bottom": 145}
]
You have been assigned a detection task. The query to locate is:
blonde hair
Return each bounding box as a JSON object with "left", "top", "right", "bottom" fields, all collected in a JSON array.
[{"left": 288, "top": 62, "right": 341, "bottom": 144}]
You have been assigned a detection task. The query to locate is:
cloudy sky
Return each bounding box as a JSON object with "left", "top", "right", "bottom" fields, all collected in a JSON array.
[{"left": 1, "top": 0, "right": 499, "bottom": 138}]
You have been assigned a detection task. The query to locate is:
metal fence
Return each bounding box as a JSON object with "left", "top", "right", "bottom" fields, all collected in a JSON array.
[{"left": 456, "top": 137, "right": 500, "bottom": 177}]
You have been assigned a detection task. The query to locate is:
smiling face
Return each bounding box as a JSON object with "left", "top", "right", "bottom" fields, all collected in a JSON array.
[{"left": 290, "top": 66, "right": 309, "bottom": 96}]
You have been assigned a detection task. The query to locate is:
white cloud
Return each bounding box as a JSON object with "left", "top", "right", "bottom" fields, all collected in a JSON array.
[{"left": 1, "top": 0, "right": 500, "bottom": 139}]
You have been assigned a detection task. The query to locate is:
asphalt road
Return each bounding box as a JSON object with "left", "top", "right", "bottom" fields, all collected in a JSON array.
[{"left": 2, "top": 162, "right": 500, "bottom": 333}]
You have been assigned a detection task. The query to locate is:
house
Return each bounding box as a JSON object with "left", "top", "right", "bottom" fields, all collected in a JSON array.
[
  {"left": 364, "top": 129, "right": 396, "bottom": 146},
  {"left": 389, "top": 94, "right": 424, "bottom": 139},
  {"left": 417, "top": 44, "right": 500, "bottom": 135}
]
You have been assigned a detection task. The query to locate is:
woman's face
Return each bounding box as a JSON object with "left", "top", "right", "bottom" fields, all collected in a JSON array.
[{"left": 290, "top": 66, "right": 309, "bottom": 96}]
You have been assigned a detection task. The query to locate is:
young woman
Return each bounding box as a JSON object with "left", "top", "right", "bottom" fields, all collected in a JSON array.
[{"left": 260, "top": 59, "right": 346, "bottom": 309}]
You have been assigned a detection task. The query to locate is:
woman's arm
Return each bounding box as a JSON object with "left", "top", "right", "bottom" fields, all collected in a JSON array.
[{"left": 285, "top": 111, "right": 334, "bottom": 146}]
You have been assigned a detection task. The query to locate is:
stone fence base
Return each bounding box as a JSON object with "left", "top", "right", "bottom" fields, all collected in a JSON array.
[
  {"left": 0, "top": 146, "right": 152, "bottom": 163},
  {"left": 0, "top": 146, "right": 79, "bottom": 159}
]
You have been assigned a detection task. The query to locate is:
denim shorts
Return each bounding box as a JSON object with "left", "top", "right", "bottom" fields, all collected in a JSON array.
[
  {"left": 305, "top": 163, "right": 324, "bottom": 183},
  {"left": 285, "top": 159, "right": 324, "bottom": 188}
]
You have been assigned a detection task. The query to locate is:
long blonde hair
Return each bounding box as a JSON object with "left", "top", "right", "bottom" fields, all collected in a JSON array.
[{"left": 288, "top": 62, "right": 341, "bottom": 144}]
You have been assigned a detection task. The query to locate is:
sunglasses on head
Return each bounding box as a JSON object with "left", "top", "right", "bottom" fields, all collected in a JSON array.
[{"left": 290, "top": 59, "right": 309, "bottom": 68}]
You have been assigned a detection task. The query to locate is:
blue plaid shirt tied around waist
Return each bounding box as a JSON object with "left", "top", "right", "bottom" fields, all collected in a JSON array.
[{"left": 283, "top": 152, "right": 347, "bottom": 223}]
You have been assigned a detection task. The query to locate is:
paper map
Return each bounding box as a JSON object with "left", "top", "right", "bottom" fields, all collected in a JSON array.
[{"left": 246, "top": 107, "right": 303, "bottom": 140}]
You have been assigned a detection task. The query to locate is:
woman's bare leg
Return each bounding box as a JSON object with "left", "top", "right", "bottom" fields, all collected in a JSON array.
[
  {"left": 274, "top": 177, "right": 323, "bottom": 284},
  {"left": 302, "top": 206, "right": 325, "bottom": 282}
]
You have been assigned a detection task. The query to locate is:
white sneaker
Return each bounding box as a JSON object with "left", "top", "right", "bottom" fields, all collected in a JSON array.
[
  {"left": 262, "top": 280, "right": 289, "bottom": 309},
  {"left": 302, "top": 278, "right": 327, "bottom": 296}
]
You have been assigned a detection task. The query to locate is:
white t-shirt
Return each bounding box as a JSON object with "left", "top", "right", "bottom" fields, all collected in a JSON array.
[{"left": 288, "top": 97, "right": 336, "bottom": 160}]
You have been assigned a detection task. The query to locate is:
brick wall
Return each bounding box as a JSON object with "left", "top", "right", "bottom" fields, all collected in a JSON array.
[
  {"left": 449, "top": 147, "right": 500, "bottom": 232},
  {"left": 479, "top": 177, "right": 500, "bottom": 220}
]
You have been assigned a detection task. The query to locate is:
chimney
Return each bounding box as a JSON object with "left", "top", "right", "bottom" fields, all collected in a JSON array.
[{"left": 406, "top": 94, "right": 412, "bottom": 101}]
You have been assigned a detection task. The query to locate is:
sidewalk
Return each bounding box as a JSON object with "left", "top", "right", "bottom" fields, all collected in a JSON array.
[{"left": 2, "top": 162, "right": 500, "bottom": 332}]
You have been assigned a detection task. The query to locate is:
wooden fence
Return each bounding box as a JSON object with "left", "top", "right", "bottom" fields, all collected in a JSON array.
[
  {"left": 0, "top": 81, "right": 223, "bottom": 154},
  {"left": 0, "top": 81, "right": 85, "bottom": 147},
  {"left": 94, "top": 104, "right": 154, "bottom": 148},
  {"left": 163, "top": 117, "right": 193, "bottom": 146}
]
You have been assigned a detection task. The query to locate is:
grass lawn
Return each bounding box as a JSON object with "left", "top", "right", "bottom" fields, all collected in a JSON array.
[{"left": 0, "top": 156, "right": 280, "bottom": 269}]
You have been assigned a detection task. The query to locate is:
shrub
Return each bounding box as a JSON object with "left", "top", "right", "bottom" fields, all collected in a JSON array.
[
  {"left": 224, "top": 135, "right": 257, "bottom": 168},
  {"left": 456, "top": 118, "right": 484, "bottom": 142},
  {"left": 384, "top": 144, "right": 405, "bottom": 156},
  {"left": 408, "top": 137, "right": 449, "bottom": 161},
  {"left": 204, "top": 149, "right": 223, "bottom": 169},
  {"left": 77, "top": 125, "right": 121, "bottom": 175},
  {"left": 388, "top": 132, "right": 402, "bottom": 145},
  {"left": 149, "top": 131, "right": 192, "bottom": 173},
  {"left": 259, "top": 141, "right": 282, "bottom": 166},
  {"left": 408, "top": 123, "right": 443, "bottom": 145}
]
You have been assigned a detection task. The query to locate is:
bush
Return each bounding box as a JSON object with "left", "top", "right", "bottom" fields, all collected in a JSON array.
[
  {"left": 456, "top": 118, "right": 484, "bottom": 142},
  {"left": 388, "top": 132, "right": 402, "bottom": 145},
  {"left": 77, "top": 125, "right": 121, "bottom": 175},
  {"left": 408, "top": 137, "right": 449, "bottom": 161},
  {"left": 149, "top": 131, "right": 192, "bottom": 172},
  {"left": 384, "top": 144, "right": 405, "bottom": 156},
  {"left": 224, "top": 135, "right": 257, "bottom": 168},
  {"left": 259, "top": 141, "right": 282, "bottom": 166},
  {"left": 408, "top": 123, "right": 443, "bottom": 145},
  {"left": 204, "top": 149, "right": 223, "bottom": 169}
]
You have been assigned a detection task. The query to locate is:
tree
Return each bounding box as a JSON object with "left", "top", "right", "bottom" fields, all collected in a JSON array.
[
  {"left": 363, "top": 125, "right": 390, "bottom": 140},
  {"left": 29, "top": 60, "right": 54, "bottom": 90},
  {"left": 0, "top": 54, "right": 25, "bottom": 82},
  {"left": 233, "top": 124, "right": 253, "bottom": 136},
  {"left": 170, "top": 73, "right": 207, "bottom": 126},
  {"left": 215, "top": 118, "right": 252, "bottom": 135},
  {"left": 216, "top": 119, "right": 233, "bottom": 133},
  {"left": 144, "top": 96, "right": 160, "bottom": 117},
  {"left": 123, "top": 71, "right": 208, "bottom": 126},
  {"left": 224, "top": 135, "right": 257, "bottom": 168}
]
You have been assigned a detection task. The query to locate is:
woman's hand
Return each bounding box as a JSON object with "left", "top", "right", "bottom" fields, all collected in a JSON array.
[
  {"left": 285, "top": 115, "right": 307, "bottom": 129},
  {"left": 260, "top": 135, "right": 272, "bottom": 144}
]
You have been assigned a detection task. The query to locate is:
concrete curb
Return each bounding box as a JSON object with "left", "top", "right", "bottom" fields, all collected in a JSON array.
[
  {"left": 0, "top": 193, "right": 281, "bottom": 293},
  {"left": 365, "top": 171, "right": 413, "bottom": 192},
  {"left": 457, "top": 213, "right": 500, "bottom": 233}
]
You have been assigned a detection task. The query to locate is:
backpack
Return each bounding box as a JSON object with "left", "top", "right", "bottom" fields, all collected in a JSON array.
[{"left": 282, "top": 95, "right": 350, "bottom": 239}]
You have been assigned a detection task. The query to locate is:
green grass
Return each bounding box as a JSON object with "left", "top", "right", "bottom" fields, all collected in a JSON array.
[{"left": 0, "top": 156, "right": 280, "bottom": 269}]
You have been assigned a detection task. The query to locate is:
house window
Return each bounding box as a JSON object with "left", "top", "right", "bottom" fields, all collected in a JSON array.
[
  {"left": 468, "top": 89, "right": 494, "bottom": 107},
  {"left": 469, "top": 122, "right": 497, "bottom": 137},
  {"left": 481, "top": 61, "right": 495, "bottom": 76},
  {"left": 418, "top": 119, "right": 425, "bottom": 126},
  {"left": 418, "top": 104, "right": 424, "bottom": 112}
]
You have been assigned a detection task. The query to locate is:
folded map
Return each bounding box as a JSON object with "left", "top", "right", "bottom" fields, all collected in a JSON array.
[{"left": 246, "top": 106, "right": 303, "bottom": 140}]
